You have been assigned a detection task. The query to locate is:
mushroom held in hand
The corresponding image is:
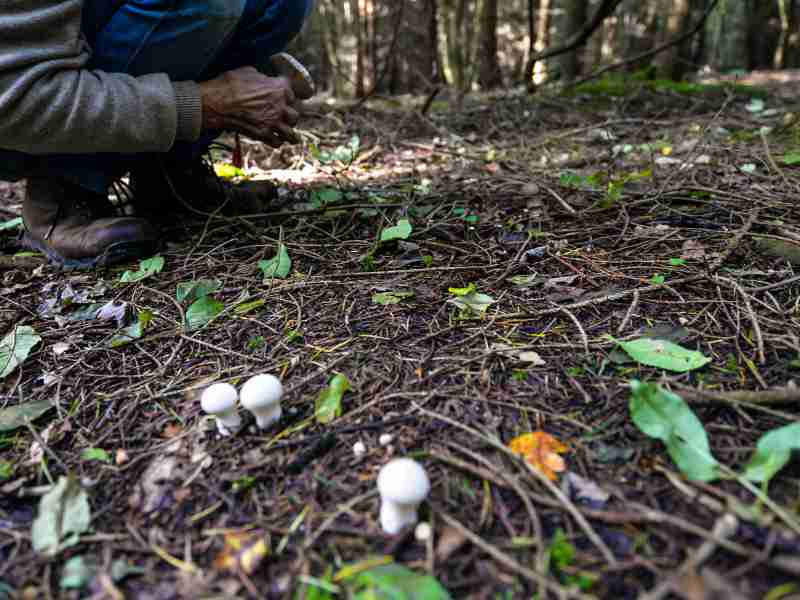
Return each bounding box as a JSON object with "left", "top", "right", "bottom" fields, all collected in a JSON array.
[
  {"left": 240, "top": 374, "right": 283, "bottom": 429},
  {"left": 377, "top": 458, "right": 431, "bottom": 535},
  {"left": 201, "top": 383, "right": 241, "bottom": 436}
]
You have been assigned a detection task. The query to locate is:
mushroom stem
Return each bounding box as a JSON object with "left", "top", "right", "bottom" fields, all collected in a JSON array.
[
  {"left": 380, "top": 500, "right": 421, "bottom": 535},
  {"left": 215, "top": 410, "right": 242, "bottom": 436},
  {"left": 253, "top": 404, "right": 281, "bottom": 429}
]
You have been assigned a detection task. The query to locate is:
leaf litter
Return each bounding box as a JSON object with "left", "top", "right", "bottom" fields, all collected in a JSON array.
[{"left": 1, "top": 81, "right": 799, "bottom": 598}]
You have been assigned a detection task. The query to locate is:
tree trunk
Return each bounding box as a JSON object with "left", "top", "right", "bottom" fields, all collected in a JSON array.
[
  {"left": 705, "top": 0, "right": 750, "bottom": 72},
  {"left": 478, "top": 0, "right": 503, "bottom": 88},
  {"left": 654, "top": 0, "right": 693, "bottom": 79},
  {"left": 555, "top": 0, "right": 589, "bottom": 81}
]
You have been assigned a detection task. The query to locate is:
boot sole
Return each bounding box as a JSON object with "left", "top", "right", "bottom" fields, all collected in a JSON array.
[{"left": 22, "top": 233, "right": 158, "bottom": 271}]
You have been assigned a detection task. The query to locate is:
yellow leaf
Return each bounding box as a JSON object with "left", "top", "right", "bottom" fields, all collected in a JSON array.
[
  {"left": 508, "top": 431, "right": 569, "bottom": 481},
  {"left": 213, "top": 530, "right": 270, "bottom": 574}
]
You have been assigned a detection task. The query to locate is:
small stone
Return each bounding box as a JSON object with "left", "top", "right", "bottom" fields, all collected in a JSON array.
[{"left": 379, "top": 434, "right": 393, "bottom": 446}]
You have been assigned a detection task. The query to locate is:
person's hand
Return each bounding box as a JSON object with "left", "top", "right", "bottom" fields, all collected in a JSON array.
[{"left": 198, "top": 66, "right": 301, "bottom": 147}]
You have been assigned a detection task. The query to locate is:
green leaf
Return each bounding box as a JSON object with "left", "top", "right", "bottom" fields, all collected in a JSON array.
[
  {"left": 259, "top": 244, "right": 292, "bottom": 279},
  {"left": 0, "top": 399, "right": 52, "bottom": 432},
  {"left": 350, "top": 564, "right": 451, "bottom": 600},
  {"left": 650, "top": 274, "right": 666, "bottom": 285},
  {"left": 380, "top": 219, "right": 413, "bottom": 243},
  {"left": 32, "top": 476, "right": 91, "bottom": 556},
  {"left": 742, "top": 423, "right": 800, "bottom": 484},
  {"left": 781, "top": 151, "right": 800, "bottom": 166},
  {"left": 176, "top": 279, "right": 222, "bottom": 303},
  {"left": 610, "top": 336, "right": 711, "bottom": 373},
  {"left": 508, "top": 274, "right": 541, "bottom": 287},
  {"left": 234, "top": 299, "right": 266, "bottom": 315},
  {"left": 0, "top": 325, "right": 41, "bottom": 379},
  {"left": 60, "top": 556, "right": 94, "bottom": 590},
  {"left": 214, "top": 163, "right": 246, "bottom": 180},
  {"left": 310, "top": 187, "right": 344, "bottom": 209},
  {"left": 119, "top": 256, "right": 164, "bottom": 283},
  {"left": 372, "top": 292, "right": 416, "bottom": 305},
  {"left": 447, "top": 292, "right": 496, "bottom": 317},
  {"left": 669, "top": 258, "right": 686, "bottom": 267},
  {"left": 109, "top": 310, "right": 153, "bottom": 348},
  {"left": 184, "top": 296, "right": 225, "bottom": 331},
  {"left": 0, "top": 217, "right": 22, "bottom": 232},
  {"left": 629, "top": 380, "right": 720, "bottom": 481},
  {"left": 448, "top": 283, "right": 477, "bottom": 297},
  {"left": 315, "top": 374, "right": 350, "bottom": 424},
  {"left": 0, "top": 461, "right": 13, "bottom": 480},
  {"left": 745, "top": 98, "right": 765, "bottom": 113},
  {"left": 81, "top": 448, "right": 111, "bottom": 463},
  {"left": 110, "top": 559, "right": 145, "bottom": 583}
]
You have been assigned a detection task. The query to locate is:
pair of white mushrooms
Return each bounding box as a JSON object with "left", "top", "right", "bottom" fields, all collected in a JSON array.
[
  {"left": 201, "top": 374, "right": 283, "bottom": 436},
  {"left": 205, "top": 378, "right": 430, "bottom": 536}
]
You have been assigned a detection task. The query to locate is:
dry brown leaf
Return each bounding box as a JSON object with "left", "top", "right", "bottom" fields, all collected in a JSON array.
[
  {"left": 508, "top": 431, "right": 569, "bottom": 481},
  {"left": 681, "top": 239, "right": 706, "bottom": 260},
  {"left": 213, "top": 530, "right": 270, "bottom": 574}
]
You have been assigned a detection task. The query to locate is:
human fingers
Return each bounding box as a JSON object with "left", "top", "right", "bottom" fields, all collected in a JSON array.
[
  {"left": 273, "top": 123, "right": 300, "bottom": 145},
  {"left": 284, "top": 106, "right": 300, "bottom": 127}
]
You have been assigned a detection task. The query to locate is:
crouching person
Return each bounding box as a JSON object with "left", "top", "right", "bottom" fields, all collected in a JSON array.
[{"left": 0, "top": 0, "right": 314, "bottom": 268}]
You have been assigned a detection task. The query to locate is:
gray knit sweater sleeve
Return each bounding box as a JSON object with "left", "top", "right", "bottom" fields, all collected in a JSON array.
[{"left": 0, "top": 0, "right": 203, "bottom": 155}]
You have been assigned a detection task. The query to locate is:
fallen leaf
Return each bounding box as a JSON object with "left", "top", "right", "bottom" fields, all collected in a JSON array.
[
  {"left": 258, "top": 244, "right": 292, "bottom": 279},
  {"left": 108, "top": 310, "right": 153, "bottom": 348},
  {"left": 562, "top": 472, "right": 610, "bottom": 508},
  {"left": 32, "top": 476, "right": 91, "bottom": 555},
  {"left": 372, "top": 291, "right": 416, "bottom": 305},
  {"left": 184, "top": 296, "right": 224, "bottom": 331},
  {"left": 176, "top": 279, "right": 222, "bottom": 303},
  {"left": 681, "top": 240, "right": 706, "bottom": 260},
  {"left": 0, "top": 325, "right": 41, "bottom": 379},
  {"left": 629, "top": 380, "right": 719, "bottom": 482},
  {"left": 315, "top": 374, "right": 351, "bottom": 424},
  {"left": 447, "top": 292, "right": 496, "bottom": 318},
  {"left": 213, "top": 530, "right": 270, "bottom": 574},
  {"left": 491, "top": 344, "right": 546, "bottom": 366},
  {"left": 0, "top": 399, "right": 53, "bottom": 432},
  {"left": 610, "top": 336, "right": 711, "bottom": 373},
  {"left": 119, "top": 256, "right": 164, "bottom": 283},
  {"left": 508, "top": 431, "right": 569, "bottom": 481},
  {"left": 380, "top": 219, "right": 413, "bottom": 243}
]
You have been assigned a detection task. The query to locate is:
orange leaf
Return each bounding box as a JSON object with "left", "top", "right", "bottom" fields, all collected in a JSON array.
[
  {"left": 213, "top": 530, "right": 270, "bottom": 574},
  {"left": 508, "top": 431, "right": 569, "bottom": 481}
]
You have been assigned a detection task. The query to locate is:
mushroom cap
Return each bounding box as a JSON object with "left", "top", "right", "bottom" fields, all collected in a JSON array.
[
  {"left": 377, "top": 458, "right": 430, "bottom": 503},
  {"left": 201, "top": 383, "right": 238, "bottom": 414},
  {"left": 240, "top": 374, "right": 283, "bottom": 410}
]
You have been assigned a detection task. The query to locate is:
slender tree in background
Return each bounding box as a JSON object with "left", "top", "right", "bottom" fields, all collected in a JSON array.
[
  {"left": 705, "top": 0, "right": 751, "bottom": 71},
  {"left": 292, "top": 1, "right": 796, "bottom": 98},
  {"left": 478, "top": 0, "right": 503, "bottom": 88},
  {"left": 774, "top": 0, "right": 800, "bottom": 68}
]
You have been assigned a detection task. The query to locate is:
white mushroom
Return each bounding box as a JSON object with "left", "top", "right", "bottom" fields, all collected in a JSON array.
[
  {"left": 353, "top": 441, "right": 367, "bottom": 457},
  {"left": 201, "top": 383, "right": 241, "bottom": 436},
  {"left": 377, "top": 458, "right": 430, "bottom": 535},
  {"left": 240, "top": 374, "right": 283, "bottom": 429},
  {"left": 414, "top": 522, "right": 432, "bottom": 542}
]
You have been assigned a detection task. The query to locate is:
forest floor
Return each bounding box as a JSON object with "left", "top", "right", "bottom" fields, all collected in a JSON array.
[{"left": 1, "top": 73, "right": 800, "bottom": 600}]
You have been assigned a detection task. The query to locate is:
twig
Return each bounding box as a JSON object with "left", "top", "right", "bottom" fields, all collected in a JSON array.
[{"left": 640, "top": 514, "right": 739, "bottom": 600}]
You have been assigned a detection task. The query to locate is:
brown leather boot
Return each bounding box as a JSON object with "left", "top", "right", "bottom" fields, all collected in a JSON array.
[
  {"left": 23, "top": 177, "right": 158, "bottom": 269},
  {"left": 130, "top": 158, "right": 278, "bottom": 222}
]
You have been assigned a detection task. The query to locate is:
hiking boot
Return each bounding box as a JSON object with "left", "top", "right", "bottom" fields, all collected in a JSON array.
[
  {"left": 22, "top": 177, "right": 158, "bottom": 269},
  {"left": 130, "top": 158, "right": 279, "bottom": 222}
]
